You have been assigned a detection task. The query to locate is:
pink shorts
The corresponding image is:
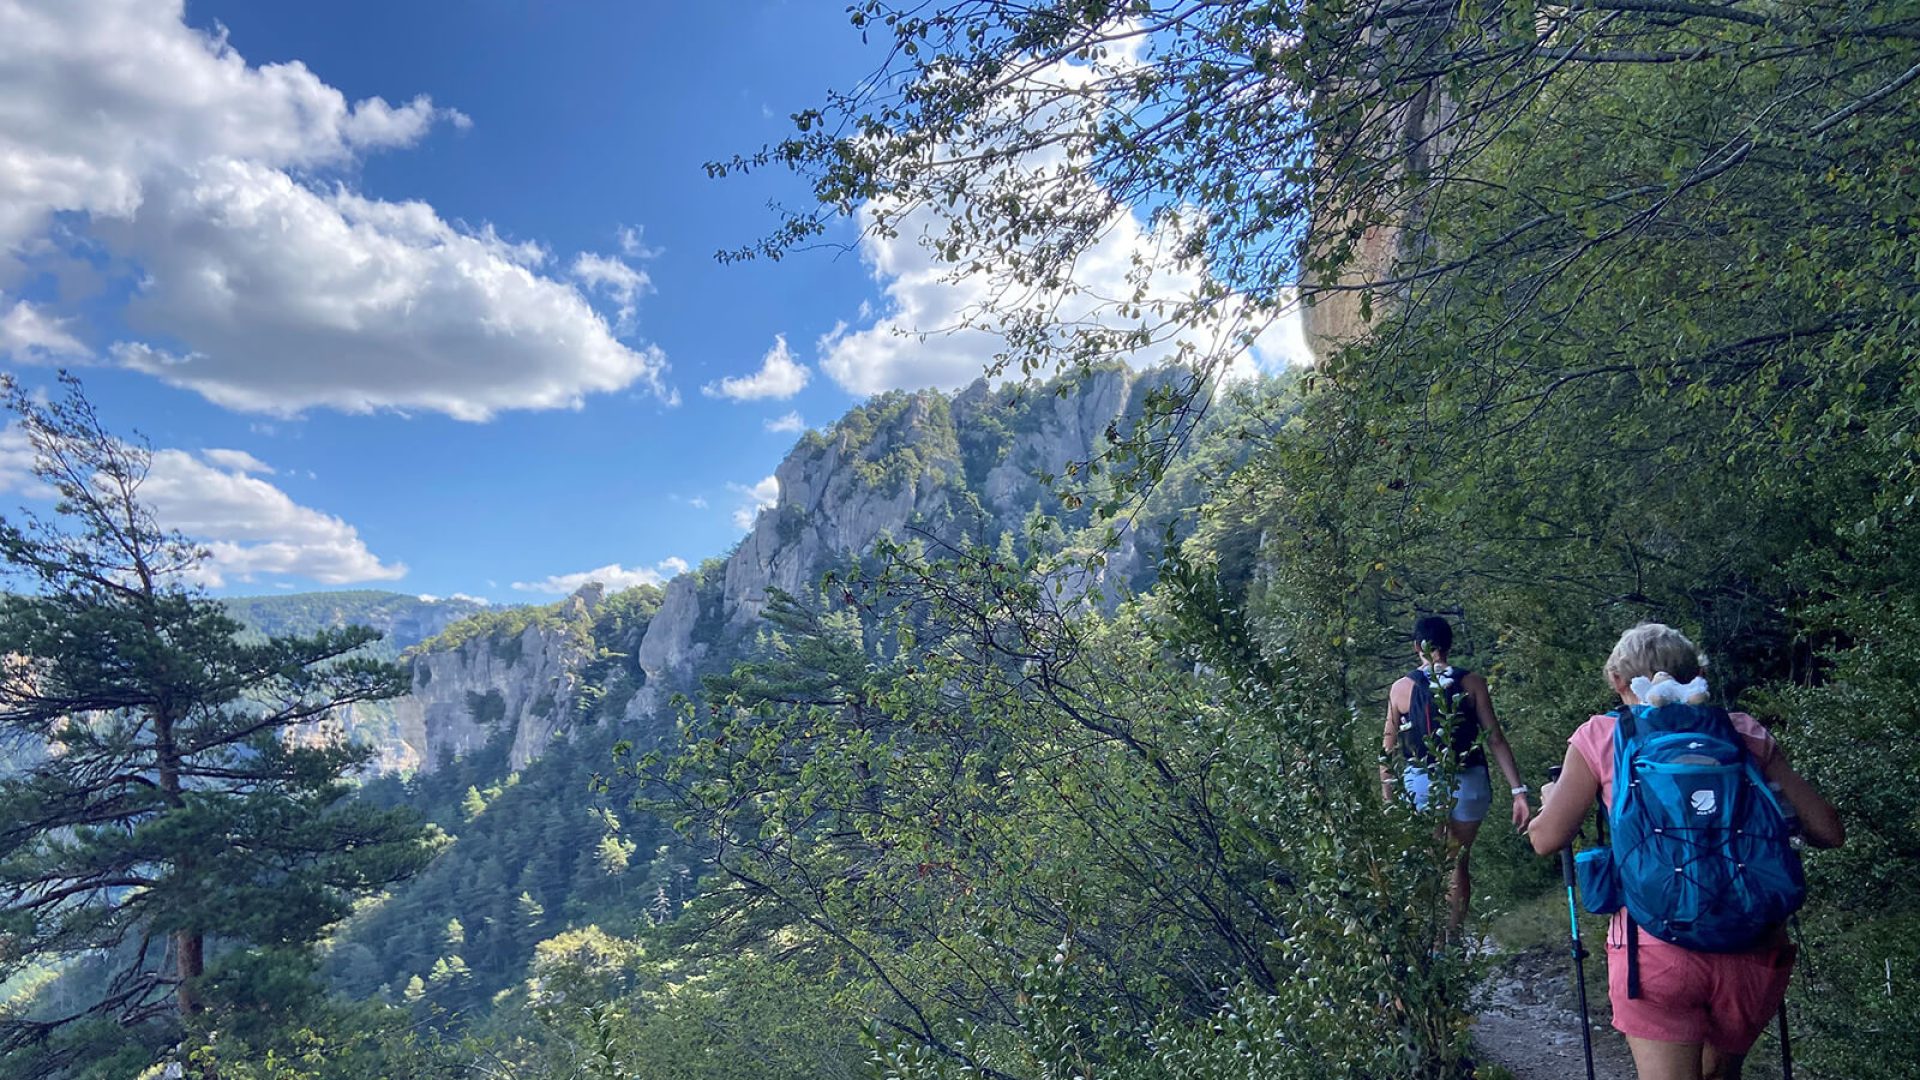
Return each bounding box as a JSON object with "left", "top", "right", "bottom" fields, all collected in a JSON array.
[{"left": 1607, "top": 938, "right": 1795, "bottom": 1054}]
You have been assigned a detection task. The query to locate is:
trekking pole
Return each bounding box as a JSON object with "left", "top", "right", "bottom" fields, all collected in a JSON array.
[
  {"left": 1548, "top": 765, "right": 1598, "bottom": 1080},
  {"left": 1778, "top": 999, "right": 1793, "bottom": 1080}
]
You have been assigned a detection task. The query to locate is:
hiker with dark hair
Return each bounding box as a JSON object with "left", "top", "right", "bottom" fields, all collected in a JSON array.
[
  {"left": 1382, "top": 614, "right": 1532, "bottom": 934},
  {"left": 1529, "top": 623, "right": 1844, "bottom": 1080}
]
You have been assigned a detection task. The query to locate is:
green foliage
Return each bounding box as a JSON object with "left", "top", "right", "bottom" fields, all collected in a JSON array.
[
  {"left": 646, "top": 536, "right": 1473, "bottom": 1078},
  {"left": 330, "top": 723, "right": 669, "bottom": 1016},
  {"left": 702, "top": 2, "right": 1920, "bottom": 1073},
  {"left": 471, "top": 937, "right": 864, "bottom": 1080},
  {"left": 415, "top": 589, "right": 604, "bottom": 659},
  {"left": 0, "top": 375, "right": 434, "bottom": 1076},
  {"left": 466, "top": 688, "right": 508, "bottom": 727}
]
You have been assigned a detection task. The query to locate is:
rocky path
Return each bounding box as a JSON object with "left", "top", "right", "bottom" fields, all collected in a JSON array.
[{"left": 1473, "top": 947, "right": 1636, "bottom": 1080}]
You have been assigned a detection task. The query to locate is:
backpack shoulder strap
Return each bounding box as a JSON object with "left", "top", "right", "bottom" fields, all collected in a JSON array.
[
  {"left": 1607, "top": 706, "right": 1636, "bottom": 818},
  {"left": 1612, "top": 704, "right": 1635, "bottom": 744},
  {"left": 1609, "top": 705, "right": 1643, "bottom": 999}
]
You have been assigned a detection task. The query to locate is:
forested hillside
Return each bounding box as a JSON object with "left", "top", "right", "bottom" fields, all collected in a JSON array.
[{"left": 303, "top": 364, "right": 1263, "bottom": 1029}]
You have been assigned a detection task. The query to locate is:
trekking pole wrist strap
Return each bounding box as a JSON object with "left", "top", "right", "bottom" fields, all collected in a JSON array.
[{"left": 1511, "top": 785, "right": 1530, "bottom": 795}]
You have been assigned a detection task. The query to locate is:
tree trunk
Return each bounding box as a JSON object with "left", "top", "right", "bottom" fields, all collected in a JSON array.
[
  {"left": 154, "top": 702, "right": 201, "bottom": 1018},
  {"left": 175, "top": 930, "right": 203, "bottom": 1015}
]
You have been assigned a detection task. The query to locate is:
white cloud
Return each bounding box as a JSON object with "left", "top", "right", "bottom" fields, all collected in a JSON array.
[
  {"left": 729, "top": 475, "right": 779, "bottom": 531},
  {"left": 703, "top": 335, "right": 810, "bottom": 401},
  {"left": 0, "top": 0, "right": 462, "bottom": 249},
  {"left": 0, "top": 298, "right": 91, "bottom": 361},
  {"left": 0, "top": 426, "right": 46, "bottom": 498},
  {"left": 0, "top": 0, "right": 672, "bottom": 420},
  {"left": 511, "top": 558, "right": 689, "bottom": 595},
  {"left": 140, "top": 448, "right": 406, "bottom": 587},
  {"left": 819, "top": 200, "right": 1304, "bottom": 394},
  {"left": 688, "top": 495, "right": 709, "bottom": 510},
  {"left": 816, "top": 40, "right": 1304, "bottom": 395},
  {"left": 616, "top": 225, "right": 661, "bottom": 259},
  {"left": 764, "top": 411, "right": 806, "bottom": 434},
  {"left": 570, "top": 251, "right": 650, "bottom": 335},
  {"left": 100, "top": 160, "right": 670, "bottom": 421},
  {"left": 200, "top": 448, "right": 273, "bottom": 474}
]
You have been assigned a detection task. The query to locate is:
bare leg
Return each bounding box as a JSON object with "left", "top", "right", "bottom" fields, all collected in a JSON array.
[
  {"left": 1626, "top": 1036, "right": 1705, "bottom": 1080},
  {"left": 1444, "top": 818, "right": 1482, "bottom": 936},
  {"left": 1700, "top": 1046, "right": 1745, "bottom": 1080}
]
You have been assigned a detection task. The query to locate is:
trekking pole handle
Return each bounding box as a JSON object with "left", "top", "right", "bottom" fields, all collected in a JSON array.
[{"left": 1547, "top": 766, "right": 1578, "bottom": 887}]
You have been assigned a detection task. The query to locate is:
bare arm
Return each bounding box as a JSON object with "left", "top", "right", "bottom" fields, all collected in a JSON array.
[
  {"left": 1763, "top": 748, "right": 1845, "bottom": 849},
  {"left": 1528, "top": 743, "right": 1599, "bottom": 855},
  {"left": 1381, "top": 680, "right": 1407, "bottom": 804},
  {"left": 1466, "top": 674, "right": 1532, "bottom": 829}
]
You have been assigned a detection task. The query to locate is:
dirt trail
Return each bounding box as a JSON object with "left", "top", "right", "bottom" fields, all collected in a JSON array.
[{"left": 1473, "top": 947, "right": 1636, "bottom": 1080}]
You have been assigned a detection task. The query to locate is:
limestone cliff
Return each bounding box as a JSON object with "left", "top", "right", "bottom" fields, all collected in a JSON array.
[
  {"left": 635, "top": 365, "right": 1167, "bottom": 693},
  {"left": 387, "top": 586, "right": 609, "bottom": 773},
  {"left": 391, "top": 365, "right": 1188, "bottom": 774}
]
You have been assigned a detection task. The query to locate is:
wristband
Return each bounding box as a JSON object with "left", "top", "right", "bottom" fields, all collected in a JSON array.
[{"left": 1510, "top": 785, "right": 1530, "bottom": 796}]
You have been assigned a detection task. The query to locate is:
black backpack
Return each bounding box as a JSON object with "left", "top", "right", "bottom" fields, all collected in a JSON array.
[{"left": 1403, "top": 666, "right": 1484, "bottom": 767}]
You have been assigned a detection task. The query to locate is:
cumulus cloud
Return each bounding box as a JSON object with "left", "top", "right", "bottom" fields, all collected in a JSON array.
[
  {"left": 816, "top": 41, "right": 1306, "bottom": 394},
  {"left": 97, "top": 160, "right": 670, "bottom": 421},
  {"left": 703, "top": 336, "right": 810, "bottom": 401},
  {"left": 819, "top": 200, "right": 1307, "bottom": 394},
  {"left": 0, "top": 432, "right": 391, "bottom": 589},
  {"left": 512, "top": 558, "right": 689, "bottom": 595},
  {"left": 0, "top": 427, "right": 46, "bottom": 498},
  {"left": 0, "top": 297, "right": 91, "bottom": 361},
  {"left": 764, "top": 411, "right": 806, "bottom": 434},
  {"left": 570, "top": 252, "right": 651, "bottom": 335},
  {"left": 200, "top": 448, "right": 274, "bottom": 474},
  {"left": 729, "top": 475, "right": 779, "bottom": 531},
  {"left": 140, "top": 449, "right": 406, "bottom": 587},
  {"left": 0, "top": 0, "right": 671, "bottom": 420}
]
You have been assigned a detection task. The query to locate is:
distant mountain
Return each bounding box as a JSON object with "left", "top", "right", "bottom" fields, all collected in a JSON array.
[
  {"left": 383, "top": 363, "right": 1223, "bottom": 779},
  {"left": 222, "top": 590, "right": 491, "bottom": 661}
]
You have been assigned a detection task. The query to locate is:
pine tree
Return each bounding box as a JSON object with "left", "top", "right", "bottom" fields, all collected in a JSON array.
[
  {"left": 517, "top": 891, "right": 546, "bottom": 929},
  {"left": 0, "top": 375, "right": 433, "bottom": 1065}
]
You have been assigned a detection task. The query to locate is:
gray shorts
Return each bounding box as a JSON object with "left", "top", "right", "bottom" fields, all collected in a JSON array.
[{"left": 1403, "top": 763, "right": 1492, "bottom": 823}]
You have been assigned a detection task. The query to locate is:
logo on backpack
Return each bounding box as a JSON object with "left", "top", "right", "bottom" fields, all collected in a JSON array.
[{"left": 1690, "top": 789, "right": 1716, "bottom": 815}]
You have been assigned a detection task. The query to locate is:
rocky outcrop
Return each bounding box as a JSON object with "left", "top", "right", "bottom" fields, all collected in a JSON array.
[
  {"left": 636, "top": 367, "right": 1158, "bottom": 690},
  {"left": 390, "top": 587, "right": 602, "bottom": 773},
  {"left": 391, "top": 366, "right": 1181, "bottom": 773}
]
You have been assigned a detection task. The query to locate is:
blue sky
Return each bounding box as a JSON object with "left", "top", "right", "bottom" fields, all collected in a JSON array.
[{"left": 0, "top": 0, "right": 1308, "bottom": 604}]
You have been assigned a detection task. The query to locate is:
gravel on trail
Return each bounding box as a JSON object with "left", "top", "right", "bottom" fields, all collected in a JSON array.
[{"left": 1473, "top": 946, "right": 1636, "bottom": 1080}]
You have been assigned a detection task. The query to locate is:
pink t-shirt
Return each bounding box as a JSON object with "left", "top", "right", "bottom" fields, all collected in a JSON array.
[{"left": 1568, "top": 710, "right": 1778, "bottom": 948}]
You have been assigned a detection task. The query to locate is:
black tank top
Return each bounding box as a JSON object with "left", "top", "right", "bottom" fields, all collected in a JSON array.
[{"left": 1402, "top": 666, "right": 1485, "bottom": 768}]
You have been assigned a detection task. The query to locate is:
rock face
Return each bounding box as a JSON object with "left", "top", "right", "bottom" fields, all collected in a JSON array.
[
  {"left": 389, "top": 587, "right": 602, "bottom": 773},
  {"left": 637, "top": 366, "right": 1157, "bottom": 690},
  {"left": 399, "top": 367, "right": 1176, "bottom": 773},
  {"left": 1300, "top": 18, "right": 1460, "bottom": 361}
]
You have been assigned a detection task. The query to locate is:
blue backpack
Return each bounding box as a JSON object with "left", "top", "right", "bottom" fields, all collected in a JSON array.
[{"left": 1576, "top": 703, "right": 1805, "bottom": 996}]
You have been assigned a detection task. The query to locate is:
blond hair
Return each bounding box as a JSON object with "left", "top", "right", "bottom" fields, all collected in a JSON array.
[{"left": 1604, "top": 622, "right": 1704, "bottom": 685}]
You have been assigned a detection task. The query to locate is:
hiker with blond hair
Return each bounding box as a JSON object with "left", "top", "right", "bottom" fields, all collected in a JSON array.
[{"left": 1530, "top": 623, "right": 1844, "bottom": 1080}]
